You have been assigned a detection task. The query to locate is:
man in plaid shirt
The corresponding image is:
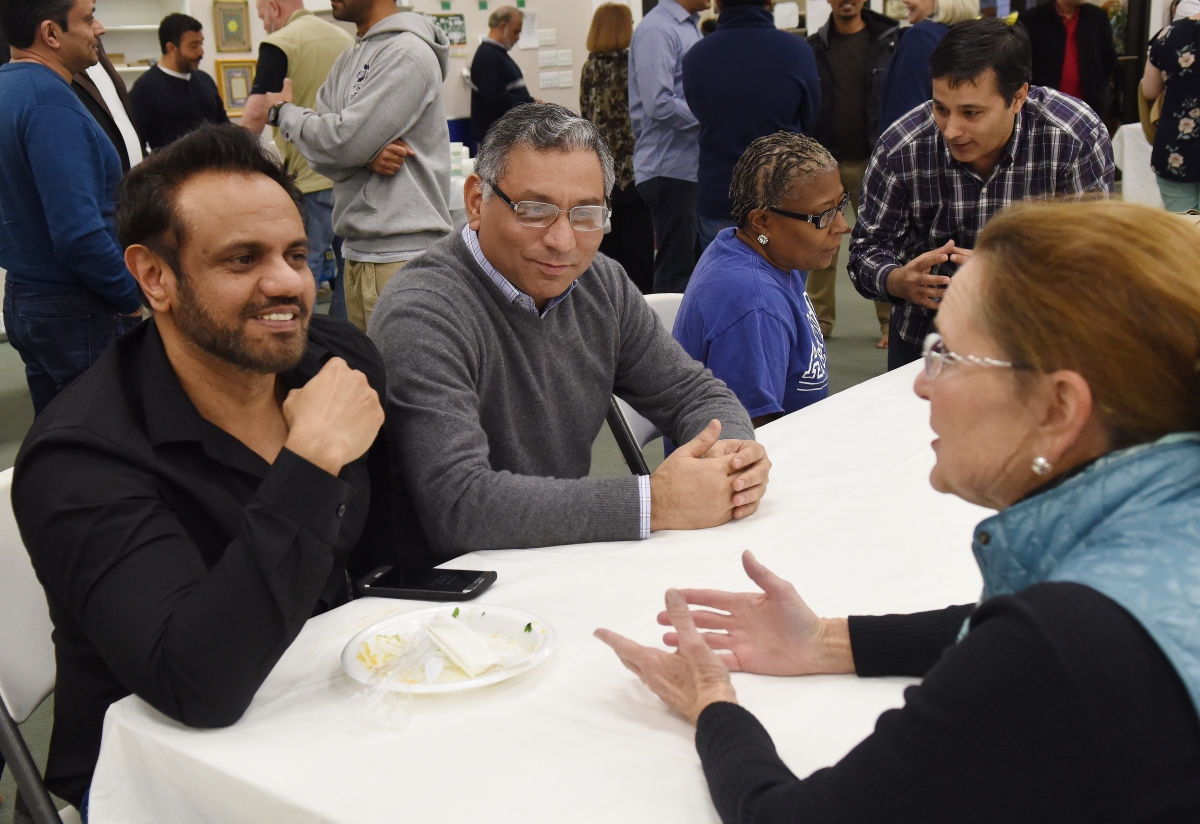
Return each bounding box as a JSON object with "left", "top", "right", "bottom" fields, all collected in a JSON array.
[{"left": 848, "top": 19, "right": 1114, "bottom": 369}]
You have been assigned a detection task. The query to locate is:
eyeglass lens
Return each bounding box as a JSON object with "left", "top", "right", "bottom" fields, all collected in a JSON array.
[
  {"left": 818, "top": 193, "right": 850, "bottom": 229},
  {"left": 513, "top": 201, "right": 606, "bottom": 231}
]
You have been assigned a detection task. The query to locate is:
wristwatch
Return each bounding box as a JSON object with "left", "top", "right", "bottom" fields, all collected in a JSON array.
[{"left": 267, "top": 102, "right": 284, "bottom": 127}]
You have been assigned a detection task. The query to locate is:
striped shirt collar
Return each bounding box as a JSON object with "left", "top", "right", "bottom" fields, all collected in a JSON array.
[{"left": 460, "top": 224, "right": 578, "bottom": 318}]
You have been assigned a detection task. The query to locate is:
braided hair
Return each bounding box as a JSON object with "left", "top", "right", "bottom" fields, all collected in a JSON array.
[{"left": 728, "top": 132, "right": 837, "bottom": 229}]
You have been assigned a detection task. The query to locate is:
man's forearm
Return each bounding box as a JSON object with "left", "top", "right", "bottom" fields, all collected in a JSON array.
[{"left": 241, "top": 93, "right": 270, "bottom": 135}]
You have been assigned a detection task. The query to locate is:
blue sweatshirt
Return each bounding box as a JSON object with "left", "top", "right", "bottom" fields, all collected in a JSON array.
[
  {"left": 877, "top": 20, "right": 948, "bottom": 136},
  {"left": 0, "top": 62, "right": 140, "bottom": 312},
  {"left": 682, "top": 5, "right": 821, "bottom": 220}
]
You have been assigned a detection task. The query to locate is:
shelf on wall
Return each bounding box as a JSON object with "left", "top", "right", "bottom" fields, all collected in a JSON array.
[{"left": 114, "top": 65, "right": 152, "bottom": 73}]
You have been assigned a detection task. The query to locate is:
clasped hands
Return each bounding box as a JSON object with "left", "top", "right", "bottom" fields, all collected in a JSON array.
[
  {"left": 261, "top": 79, "right": 413, "bottom": 178},
  {"left": 595, "top": 551, "right": 854, "bottom": 724},
  {"left": 885, "top": 240, "right": 973, "bottom": 310},
  {"left": 649, "top": 419, "right": 771, "bottom": 531}
]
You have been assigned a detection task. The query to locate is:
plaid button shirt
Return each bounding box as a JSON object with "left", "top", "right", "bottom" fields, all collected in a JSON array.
[{"left": 848, "top": 86, "right": 1114, "bottom": 347}]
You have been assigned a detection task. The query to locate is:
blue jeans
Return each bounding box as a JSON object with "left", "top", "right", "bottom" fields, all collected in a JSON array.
[
  {"left": 302, "top": 190, "right": 347, "bottom": 320},
  {"left": 3, "top": 283, "right": 142, "bottom": 415},
  {"left": 697, "top": 214, "right": 735, "bottom": 250},
  {"left": 1156, "top": 176, "right": 1200, "bottom": 212}
]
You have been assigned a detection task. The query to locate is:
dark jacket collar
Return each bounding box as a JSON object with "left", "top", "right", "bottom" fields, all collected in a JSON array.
[
  {"left": 815, "top": 7, "right": 900, "bottom": 46},
  {"left": 716, "top": 5, "right": 775, "bottom": 29}
]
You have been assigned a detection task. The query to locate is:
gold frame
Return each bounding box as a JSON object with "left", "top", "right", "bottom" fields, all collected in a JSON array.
[
  {"left": 213, "top": 0, "right": 251, "bottom": 52},
  {"left": 215, "top": 59, "right": 256, "bottom": 116}
]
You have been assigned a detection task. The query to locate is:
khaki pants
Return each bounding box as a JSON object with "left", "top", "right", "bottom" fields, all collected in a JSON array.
[
  {"left": 344, "top": 259, "right": 407, "bottom": 332},
  {"left": 806, "top": 159, "right": 891, "bottom": 337}
]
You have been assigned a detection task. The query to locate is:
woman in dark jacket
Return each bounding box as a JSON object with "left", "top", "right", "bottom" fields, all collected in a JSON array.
[
  {"left": 877, "top": 0, "right": 978, "bottom": 133},
  {"left": 580, "top": 3, "right": 654, "bottom": 293},
  {"left": 597, "top": 200, "right": 1200, "bottom": 822}
]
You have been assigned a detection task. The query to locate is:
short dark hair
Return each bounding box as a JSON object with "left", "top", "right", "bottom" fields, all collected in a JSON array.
[
  {"left": 116, "top": 124, "right": 304, "bottom": 282},
  {"left": 158, "top": 12, "right": 202, "bottom": 54},
  {"left": 0, "top": 0, "right": 77, "bottom": 49},
  {"left": 928, "top": 18, "right": 1032, "bottom": 106}
]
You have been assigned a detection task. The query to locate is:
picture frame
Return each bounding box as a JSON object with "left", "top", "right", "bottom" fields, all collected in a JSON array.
[
  {"left": 215, "top": 59, "right": 256, "bottom": 116},
  {"left": 214, "top": 0, "right": 251, "bottom": 52}
]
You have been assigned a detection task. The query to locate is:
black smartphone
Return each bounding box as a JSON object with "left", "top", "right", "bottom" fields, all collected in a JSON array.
[{"left": 355, "top": 566, "right": 497, "bottom": 602}]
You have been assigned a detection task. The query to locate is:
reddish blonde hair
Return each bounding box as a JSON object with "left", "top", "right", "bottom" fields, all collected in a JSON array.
[
  {"left": 587, "top": 3, "right": 633, "bottom": 53},
  {"left": 975, "top": 200, "right": 1200, "bottom": 449}
]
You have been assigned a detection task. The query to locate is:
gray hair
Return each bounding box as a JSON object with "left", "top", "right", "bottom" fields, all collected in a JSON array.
[
  {"left": 488, "top": 6, "right": 522, "bottom": 28},
  {"left": 729, "top": 132, "right": 837, "bottom": 229},
  {"left": 475, "top": 103, "right": 616, "bottom": 199}
]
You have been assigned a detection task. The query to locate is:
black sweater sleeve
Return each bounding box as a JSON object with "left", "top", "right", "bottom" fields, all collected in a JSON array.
[
  {"left": 848, "top": 604, "right": 975, "bottom": 677},
  {"left": 695, "top": 583, "right": 1200, "bottom": 824}
]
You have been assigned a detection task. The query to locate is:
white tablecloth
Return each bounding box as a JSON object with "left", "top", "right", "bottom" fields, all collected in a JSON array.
[
  {"left": 89, "top": 362, "right": 988, "bottom": 824},
  {"left": 1113, "top": 122, "right": 1165, "bottom": 209}
]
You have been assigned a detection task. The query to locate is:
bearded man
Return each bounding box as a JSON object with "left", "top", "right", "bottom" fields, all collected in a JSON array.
[{"left": 11, "top": 124, "right": 429, "bottom": 815}]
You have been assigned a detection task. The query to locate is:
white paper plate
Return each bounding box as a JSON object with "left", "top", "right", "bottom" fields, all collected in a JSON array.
[{"left": 341, "top": 605, "right": 556, "bottom": 694}]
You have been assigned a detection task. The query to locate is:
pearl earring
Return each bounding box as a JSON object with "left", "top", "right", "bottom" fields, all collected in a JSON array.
[
  {"left": 757, "top": 234, "right": 769, "bottom": 246},
  {"left": 1031, "top": 456, "right": 1053, "bottom": 476}
]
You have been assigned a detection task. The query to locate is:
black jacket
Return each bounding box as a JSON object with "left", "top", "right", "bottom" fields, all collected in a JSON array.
[
  {"left": 696, "top": 582, "right": 1200, "bottom": 823},
  {"left": 469, "top": 40, "right": 535, "bottom": 140},
  {"left": 1018, "top": 2, "right": 1118, "bottom": 119},
  {"left": 71, "top": 43, "right": 143, "bottom": 173},
  {"left": 807, "top": 9, "right": 903, "bottom": 152},
  {"left": 12, "top": 315, "right": 430, "bottom": 805}
]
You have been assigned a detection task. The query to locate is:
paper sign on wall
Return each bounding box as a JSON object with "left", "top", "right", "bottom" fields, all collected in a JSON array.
[
  {"left": 556, "top": 49, "right": 572, "bottom": 67},
  {"left": 517, "top": 10, "right": 539, "bottom": 49},
  {"left": 538, "top": 27, "right": 556, "bottom": 47},
  {"left": 427, "top": 13, "right": 468, "bottom": 58},
  {"left": 557, "top": 69, "right": 572, "bottom": 88},
  {"left": 539, "top": 71, "right": 560, "bottom": 89},
  {"left": 538, "top": 49, "right": 558, "bottom": 67}
]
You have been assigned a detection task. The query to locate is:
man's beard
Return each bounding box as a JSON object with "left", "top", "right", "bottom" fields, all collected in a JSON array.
[{"left": 174, "top": 266, "right": 310, "bottom": 374}]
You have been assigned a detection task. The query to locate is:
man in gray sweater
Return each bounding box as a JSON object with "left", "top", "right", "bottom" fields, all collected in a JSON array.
[
  {"left": 262, "top": 0, "right": 451, "bottom": 331},
  {"left": 369, "top": 104, "right": 771, "bottom": 558}
]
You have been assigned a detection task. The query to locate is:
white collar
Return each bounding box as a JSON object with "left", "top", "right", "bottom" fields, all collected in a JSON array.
[{"left": 156, "top": 64, "right": 191, "bottom": 81}]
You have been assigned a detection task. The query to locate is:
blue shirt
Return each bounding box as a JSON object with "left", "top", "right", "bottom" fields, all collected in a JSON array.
[
  {"left": 877, "top": 20, "right": 948, "bottom": 136},
  {"left": 682, "top": 5, "right": 821, "bottom": 219},
  {"left": 628, "top": 0, "right": 701, "bottom": 183},
  {"left": 673, "top": 228, "right": 828, "bottom": 418},
  {"left": 0, "top": 63, "right": 139, "bottom": 312}
]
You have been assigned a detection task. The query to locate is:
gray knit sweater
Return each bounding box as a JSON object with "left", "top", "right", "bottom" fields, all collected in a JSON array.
[{"left": 367, "top": 232, "right": 753, "bottom": 556}]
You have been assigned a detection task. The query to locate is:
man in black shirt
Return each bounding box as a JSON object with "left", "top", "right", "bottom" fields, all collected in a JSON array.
[
  {"left": 807, "top": 0, "right": 899, "bottom": 344},
  {"left": 128, "top": 13, "right": 228, "bottom": 151},
  {"left": 11, "top": 124, "right": 429, "bottom": 811},
  {"left": 469, "top": 6, "right": 536, "bottom": 140}
]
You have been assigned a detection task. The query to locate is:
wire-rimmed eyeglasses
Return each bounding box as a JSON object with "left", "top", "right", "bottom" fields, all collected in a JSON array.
[
  {"left": 768, "top": 189, "right": 850, "bottom": 230},
  {"left": 922, "top": 332, "right": 1020, "bottom": 379},
  {"left": 486, "top": 181, "right": 610, "bottom": 231}
]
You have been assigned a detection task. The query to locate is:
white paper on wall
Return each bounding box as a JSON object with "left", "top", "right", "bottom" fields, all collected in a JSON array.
[
  {"left": 556, "top": 49, "right": 572, "bottom": 67},
  {"left": 773, "top": 1, "right": 800, "bottom": 29},
  {"left": 538, "top": 27, "right": 556, "bottom": 47},
  {"left": 557, "top": 69, "right": 573, "bottom": 88},
  {"left": 538, "top": 49, "right": 558, "bottom": 67},
  {"left": 539, "top": 71, "right": 560, "bottom": 89},
  {"left": 518, "top": 10, "right": 539, "bottom": 49}
]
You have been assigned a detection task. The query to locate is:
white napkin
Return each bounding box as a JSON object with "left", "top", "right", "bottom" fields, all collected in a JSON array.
[{"left": 424, "top": 614, "right": 501, "bottom": 678}]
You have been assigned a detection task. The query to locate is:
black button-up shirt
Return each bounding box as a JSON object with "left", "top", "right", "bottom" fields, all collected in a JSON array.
[{"left": 12, "top": 315, "right": 429, "bottom": 806}]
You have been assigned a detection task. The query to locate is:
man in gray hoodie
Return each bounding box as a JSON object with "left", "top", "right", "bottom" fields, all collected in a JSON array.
[{"left": 263, "top": 0, "right": 452, "bottom": 331}]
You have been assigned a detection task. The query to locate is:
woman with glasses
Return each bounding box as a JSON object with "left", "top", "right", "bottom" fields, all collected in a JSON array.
[
  {"left": 598, "top": 199, "right": 1200, "bottom": 821},
  {"left": 673, "top": 133, "right": 849, "bottom": 428}
]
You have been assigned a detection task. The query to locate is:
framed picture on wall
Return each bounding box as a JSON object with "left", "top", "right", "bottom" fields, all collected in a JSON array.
[
  {"left": 216, "top": 59, "right": 256, "bottom": 115},
  {"left": 214, "top": 0, "right": 252, "bottom": 52}
]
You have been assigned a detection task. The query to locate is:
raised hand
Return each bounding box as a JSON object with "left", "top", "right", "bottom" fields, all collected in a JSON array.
[
  {"left": 595, "top": 588, "right": 738, "bottom": 725},
  {"left": 282, "top": 357, "right": 384, "bottom": 476},
  {"left": 885, "top": 241, "right": 955, "bottom": 309},
  {"left": 658, "top": 551, "right": 854, "bottom": 677}
]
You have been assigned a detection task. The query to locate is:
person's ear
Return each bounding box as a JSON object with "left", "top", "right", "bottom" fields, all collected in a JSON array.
[
  {"left": 464, "top": 173, "right": 485, "bottom": 231},
  {"left": 125, "top": 245, "right": 175, "bottom": 315},
  {"left": 38, "top": 18, "right": 64, "bottom": 50},
  {"left": 1010, "top": 82, "right": 1029, "bottom": 114},
  {"left": 1034, "top": 369, "right": 1100, "bottom": 466},
  {"left": 746, "top": 208, "right": 771, "bottom": 243}
]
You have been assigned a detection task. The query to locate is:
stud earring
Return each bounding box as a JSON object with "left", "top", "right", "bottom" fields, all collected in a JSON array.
[
  {"left": 757, "top": 234, "right": 769, "bottom": 246},
  {"left": 1031, "top": 456, "right": 1053, "bottom": 476}
]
